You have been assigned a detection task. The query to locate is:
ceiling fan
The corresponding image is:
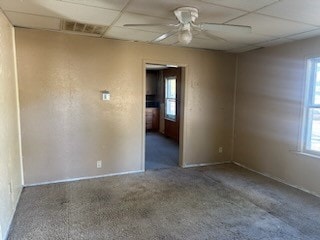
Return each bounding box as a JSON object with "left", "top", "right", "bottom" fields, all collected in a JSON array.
[{"left": 123, "top": 7, "right": 252, "bottom": 45}]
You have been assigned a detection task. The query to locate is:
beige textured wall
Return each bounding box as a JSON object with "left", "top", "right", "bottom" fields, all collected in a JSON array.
[
  {"left": 235, "top": 36, "right": 320, "bottom": 196},
  {"left": 15, "top": 28, "right": 236, "bottom": 185},
  {"left": 0, "top": 12, "right": 22, "bottom": 240}
]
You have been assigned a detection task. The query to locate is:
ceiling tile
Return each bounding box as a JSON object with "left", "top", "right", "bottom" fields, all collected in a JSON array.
[
  {"left": 201, "top": 0, "right": 279, "bottom": 12},
  {"left": 0, "top": 0, "right": 120, "bottom": 25},
  {"left": 258, "top": 0, "right": 320, "bottom": 26},
  {"left": 104, "top": 26, "right": 161, "bottom": 42},
  {"left": 229, "top": 13, "right": 317, "bottom": 38},
  {"left": 126, "top": 0, "right": 246, "bottom": 23},
  {"left": 287, "top": 29, "right": 320, "bottom": 41},
  {"left": 253, "top": 38, "right": 294, "bottom": 47},
  {"left": 5, "top": 11, "right": 61, "bottom": 30},
  {"left": 60, "top": 0, "right": 130, "bottom": 11},
  {"left": 114, "top": 13, "right": 175, "bottom": 33},
  {"left": 194, "top": 30, "right": 274, "bottom": 45},
  {"left": 181, "top": 37, "right": 245, "bottom": 50},
  {"left": 0, "top": 0, "right": 56, "bottom": 17}
]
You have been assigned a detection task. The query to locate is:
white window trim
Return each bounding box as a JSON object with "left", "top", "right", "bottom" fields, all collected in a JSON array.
[
  {"left": 165, "top": 76, "right": 177, "bottom": 121},
  {"left": 301, "top": 57, "right": 320, "bottom": 155}
]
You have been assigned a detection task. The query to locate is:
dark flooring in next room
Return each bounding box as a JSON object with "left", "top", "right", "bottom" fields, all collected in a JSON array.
[
  {"left": 8, "top": 164, "right": 320, "bottom": 240},
  {"left": 145, "top": 132, "right": 179, "bottom": 170}
]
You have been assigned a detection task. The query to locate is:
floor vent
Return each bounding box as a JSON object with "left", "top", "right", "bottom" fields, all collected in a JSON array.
[{"left": 62, "top": 20, "right": 107, "bottom": 36}]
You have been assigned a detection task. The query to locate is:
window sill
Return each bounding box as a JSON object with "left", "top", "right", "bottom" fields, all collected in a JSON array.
[
  {"left": 291, "top": 150, "right": 320, "bottom": 159},
  {"left": 165, "top": 118, "right": 176, "bottom": 122}
]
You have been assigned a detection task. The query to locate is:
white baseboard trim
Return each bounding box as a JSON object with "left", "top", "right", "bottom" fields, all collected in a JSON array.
[
  {"left": 4, "top": 186, "right": 22, "bottom": 240},
  {"left": 24, "top": 170, "right": 145, "bottom": 187},
  {"left": 233, "top": 161, "right": 320, "bottom": 199},
  {"left": 182, "top": 161, "right": 232, "bottom": 168}
]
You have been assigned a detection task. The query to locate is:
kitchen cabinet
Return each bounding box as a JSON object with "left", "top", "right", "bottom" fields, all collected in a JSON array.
[{"left": 146, "top": 108, "right": 159, "bottom": 131}]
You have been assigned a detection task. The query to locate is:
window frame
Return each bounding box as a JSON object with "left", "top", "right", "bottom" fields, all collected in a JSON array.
[
  {"left": 302, "top": 57, "right": 320, "bottom": 155},
  {"left": 164, "top": 76, "right": 177, "bottom": 121}
]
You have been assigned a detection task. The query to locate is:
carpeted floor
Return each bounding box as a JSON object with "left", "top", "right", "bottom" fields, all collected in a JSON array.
[
  {"left": 145, "top": 132, "right": 179, "bottom": 170},
  {"left": 8, "top": 164, "right": 320, "bottom": 240}
]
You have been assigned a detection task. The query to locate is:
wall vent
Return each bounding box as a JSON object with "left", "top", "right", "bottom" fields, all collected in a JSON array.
[{"left": 62, "top": 20, "right": 107, "bottom": 36}]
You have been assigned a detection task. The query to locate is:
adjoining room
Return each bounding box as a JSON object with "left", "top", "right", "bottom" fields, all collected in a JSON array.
[
  {"left": 1, "top": 1, "right": 320, "bottom": 240},
  {"left": 145, "top": 64, "right": 183, "bottom": 170}
]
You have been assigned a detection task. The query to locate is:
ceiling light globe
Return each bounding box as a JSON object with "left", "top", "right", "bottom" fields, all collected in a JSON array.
[{"left": 178, "top": 29, "right": 192, "bottom": 44}]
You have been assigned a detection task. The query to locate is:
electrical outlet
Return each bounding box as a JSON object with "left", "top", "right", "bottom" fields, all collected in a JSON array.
[
  {"left": 97, "top": 161, "right": 102, "bottom": 168},
  {"left": 218, "top": 147, "right": 223, "bottom": 153}
]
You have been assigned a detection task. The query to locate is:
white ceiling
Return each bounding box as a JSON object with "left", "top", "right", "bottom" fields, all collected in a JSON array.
[{"left": 1, "top": 0, "right": 320, "bottom": 52}]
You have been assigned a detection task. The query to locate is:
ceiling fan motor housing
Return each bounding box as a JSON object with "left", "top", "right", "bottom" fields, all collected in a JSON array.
[{"left": 174, "top": 7, "right": 199, "bottom": 24}]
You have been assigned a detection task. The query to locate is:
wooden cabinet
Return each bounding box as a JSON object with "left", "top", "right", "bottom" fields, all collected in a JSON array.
[
  {"left": 146, "top": 71, "right": 158, "bottom": 95},
  {"left": 146, "top": 108, "right": 159, "bottom": 131}
]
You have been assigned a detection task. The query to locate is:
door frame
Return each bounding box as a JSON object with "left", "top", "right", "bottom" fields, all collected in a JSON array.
[{"left": 141, "top": 59, "right": 188, "bottom": 171}]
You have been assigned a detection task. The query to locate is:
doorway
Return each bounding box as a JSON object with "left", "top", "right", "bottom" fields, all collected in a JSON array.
[{"left": 144, "top": 63, "right": 185, "bottom": 170}]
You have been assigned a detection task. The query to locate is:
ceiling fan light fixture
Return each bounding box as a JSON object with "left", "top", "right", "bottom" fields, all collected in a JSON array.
[{"left": 178, "top": 29, "right": 192, "bottom": 44}]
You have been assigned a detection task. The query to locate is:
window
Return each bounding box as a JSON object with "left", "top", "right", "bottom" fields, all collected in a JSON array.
[
  {"left": 303, "top": 58, "right": 320, "bottom": 153},
  {"left": 165, "top": 77, "right": 176, "bottom": 121}
]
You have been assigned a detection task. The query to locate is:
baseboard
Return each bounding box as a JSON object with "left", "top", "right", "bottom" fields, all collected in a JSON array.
[
  {"left": 24, "top": 170, "right": 145, "bottom": 187},
  {"left": 4, "top": 186, "right": 22, "bottom": 240},
  {"left": 182, "top": 161, "right": 232, "bottom": 168},
  {"left": 233, "top": 161, "right": 320, "bottom": 199}
]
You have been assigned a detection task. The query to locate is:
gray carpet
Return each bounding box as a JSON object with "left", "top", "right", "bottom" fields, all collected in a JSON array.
[
  {"left": 8, "top": 164, "right": 320, "bottom": 240},
  {"left": 145, "top": 132, "right": 179, "bottom": 170}
]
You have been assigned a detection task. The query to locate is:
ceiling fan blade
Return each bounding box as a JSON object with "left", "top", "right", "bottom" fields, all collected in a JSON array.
[
  {"left": 192, "top": 27, "right": 226, "bottom": 42},
  {"left": 199, "top": 23, "right": 252, "bottom": 33},
  {"left": 123, "top": 23, "right": 179, "bottom": 28},
  {"left": 201, "top": 31, "right": 227, "bottom": 42},
  {"left": 153, "top": 29, "right": 178, "bottom": 42}
]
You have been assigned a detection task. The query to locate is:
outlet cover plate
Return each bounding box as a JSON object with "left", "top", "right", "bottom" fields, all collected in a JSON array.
[{"left": 97, "top": 160, "right": 102, "bottom": 168}]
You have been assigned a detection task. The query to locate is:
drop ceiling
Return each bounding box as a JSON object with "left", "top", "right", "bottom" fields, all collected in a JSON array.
[{"left": 1, "top": 0, "right": 320, "bottom": 52}]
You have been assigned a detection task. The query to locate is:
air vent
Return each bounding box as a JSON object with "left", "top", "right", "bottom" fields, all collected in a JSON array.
[{"left": 62, "top": 20, "right": 107, "bottom": 36}]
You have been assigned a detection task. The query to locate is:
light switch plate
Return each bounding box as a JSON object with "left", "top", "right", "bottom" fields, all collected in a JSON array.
[{"left": 102, "top": 92, "right": 110, "bottom": 101}]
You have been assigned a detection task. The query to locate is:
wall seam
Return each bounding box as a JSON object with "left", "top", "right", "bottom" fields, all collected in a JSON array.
[
  {"left": 233, "top": 161, "right": 320, "bottom": 199},
  {"left": 231, "top": 55, "right": 239, "bottom": 162},
  {"left": 12, "top": 27, "right": 24, "bottom": 186}
]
